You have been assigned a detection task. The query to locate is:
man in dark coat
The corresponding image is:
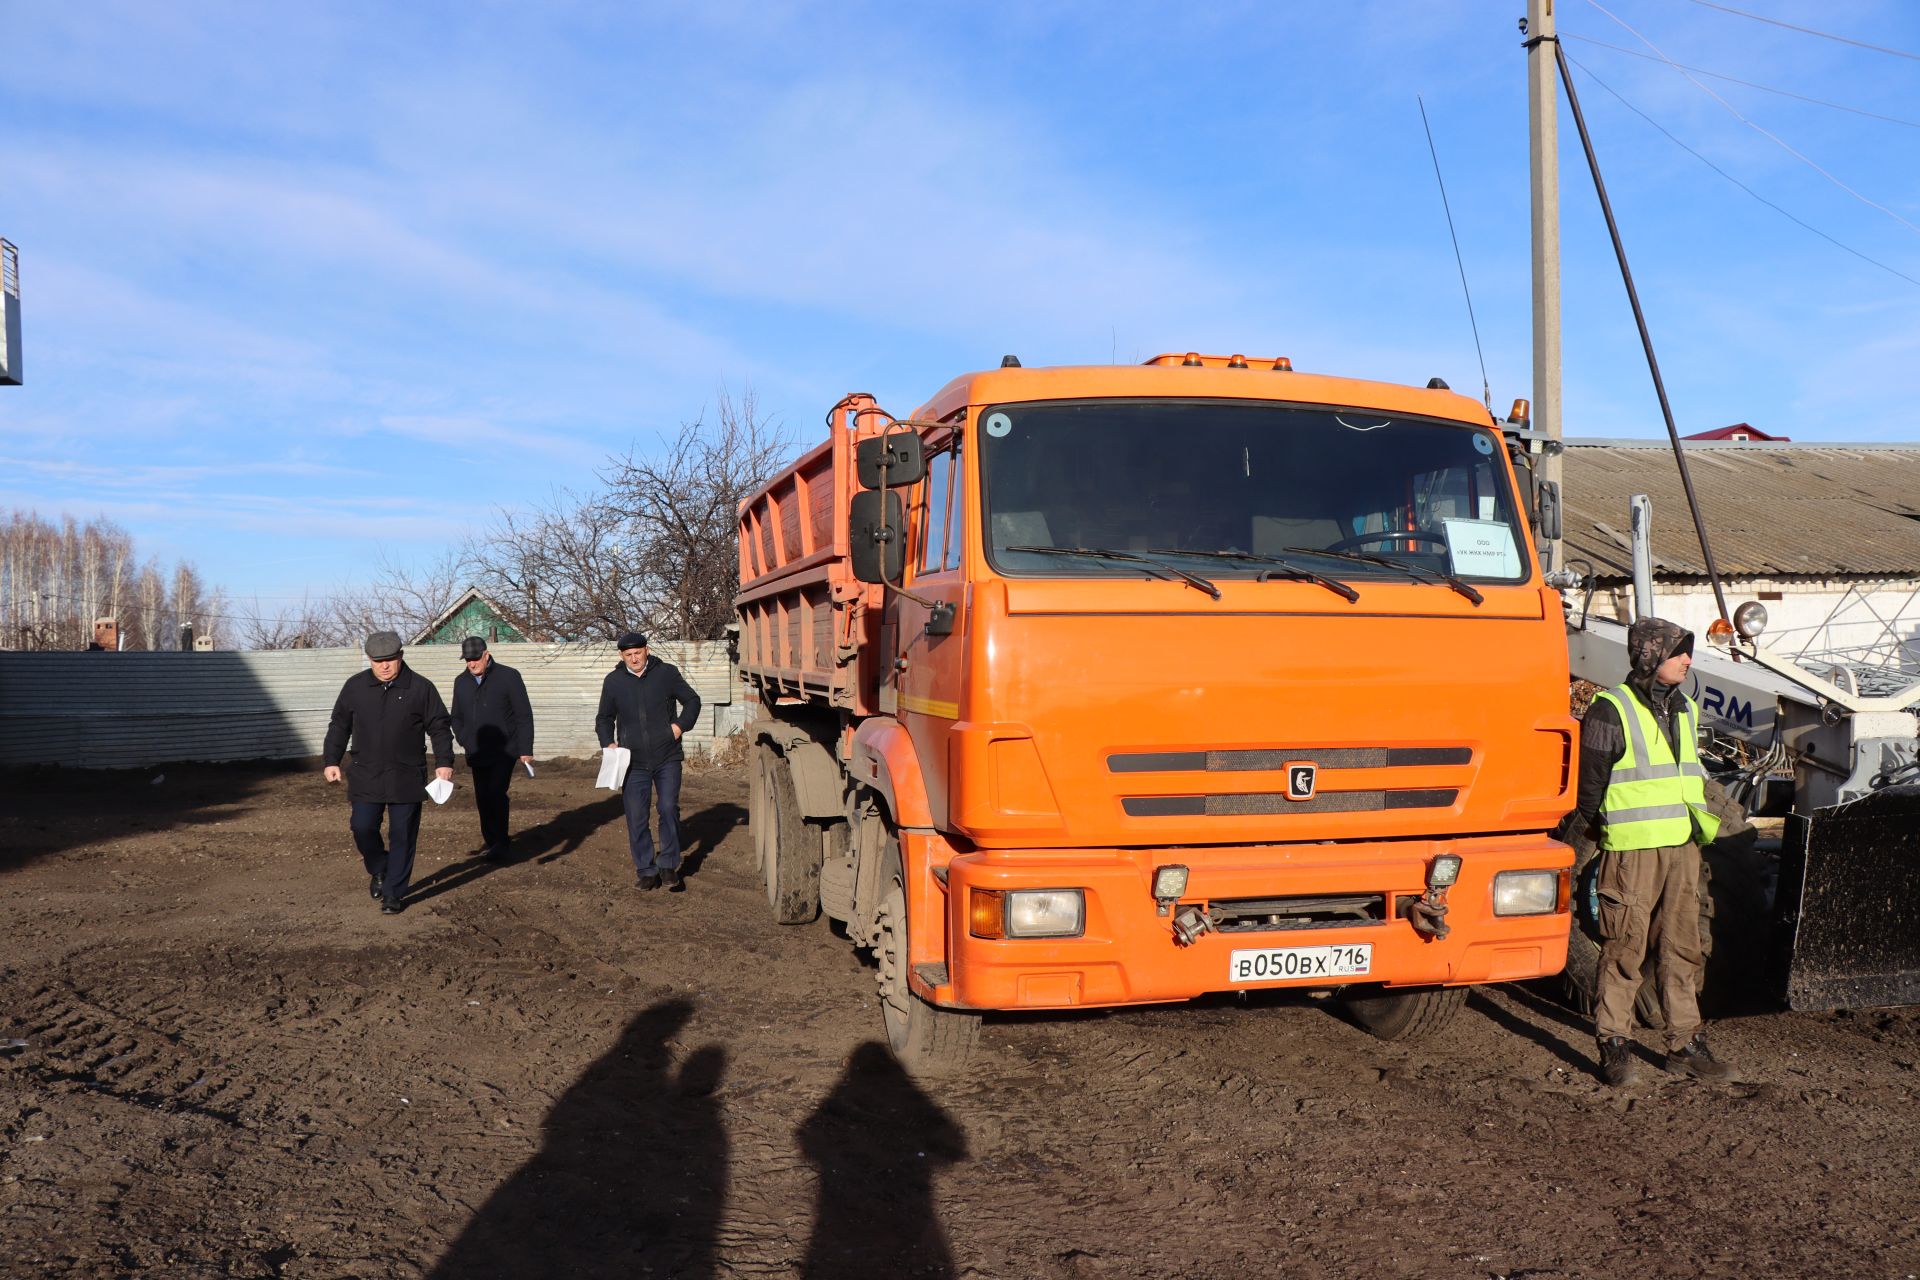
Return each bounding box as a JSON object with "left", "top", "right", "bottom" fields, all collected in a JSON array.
[
  {"left": 450, "top": 636, "right": 534, "bottom": 858},
  {"left": 595, "top": 631, "right": 702, "bottom": 892},
  {"left": 323, "top": 631, "right": 455, "bottom": 914}
]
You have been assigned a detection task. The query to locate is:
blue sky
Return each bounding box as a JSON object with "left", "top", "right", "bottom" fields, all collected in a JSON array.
[{"left": 3, "top": 0, "right": 1918, "bottom": 608}]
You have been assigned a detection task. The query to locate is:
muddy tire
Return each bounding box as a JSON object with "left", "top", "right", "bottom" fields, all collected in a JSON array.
[
  {"left": 749, "top": 742, "right": 775, "bottom": 879},
  {"left": 874, "top": 834, "right": 978, "bottom": 1075},
  {"left": 1341, "top": 984, "right": 1466, "bottom": 1041},
  {"left": 765, "top": 748, "right": 822, "bottom": 925}
]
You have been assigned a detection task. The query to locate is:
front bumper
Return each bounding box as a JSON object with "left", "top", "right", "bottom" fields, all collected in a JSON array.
[{"left": 924, "top": 833, "right": 1572, "bottom": 1010}]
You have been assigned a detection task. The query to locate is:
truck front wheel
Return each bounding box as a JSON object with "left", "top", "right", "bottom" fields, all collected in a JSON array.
[
  {"left": 873, "top": 836, "right": 979, "bottom": 1075},
  {"left": 1340, "top": 984, "right": 1467, "bottom": 1041}
]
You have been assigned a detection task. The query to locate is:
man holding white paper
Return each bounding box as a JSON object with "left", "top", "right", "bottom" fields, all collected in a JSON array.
[
  {"left": 450, "top": 636, "right": 535, "bottom": 859},
  {"left": 595, "top": 631, "right": 702, "bottom": 892},
  {"left": 322, "top": 631, "right": 455, "bottom": 915}
]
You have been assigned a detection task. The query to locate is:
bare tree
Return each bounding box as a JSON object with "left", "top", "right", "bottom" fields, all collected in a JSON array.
[
  {"left": 237, "top": 592, "right": 345, "bottom": 650},
  {"left": 326, "top": 548, "right": 473, "bottom": 647},
  {"left": 464, "top": 490, "right": 643, "bottom": 643},
  {"left": 0, "top": 510, "right": 176, "bottom": 649},
  {"left": 597, "top": 388, "right": 793, "bottom": 641}
]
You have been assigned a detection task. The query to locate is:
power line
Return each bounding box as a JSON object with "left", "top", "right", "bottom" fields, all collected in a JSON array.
[
  {"left": 1684, "top": 0, "right": 1920, "bottom": 63},
  {"left": 1584, "top": 0, "right": 1920, "bottom": 240},
  {"left": 1564, "top": 52, "right": 1920, "bottom": 289},
  {"left": 1564, "top": 32, "right": 1920, "bottom": 128}
]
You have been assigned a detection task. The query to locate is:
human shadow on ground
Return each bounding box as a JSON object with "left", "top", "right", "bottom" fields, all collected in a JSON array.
[
  {"left": 797, "top": 1042, "right": 968, "bottom": 1279},
  {"left": 1478, "top": 985, "right": 1610, "bottom": 1075},
  {"left": 426, "top": 998, "right": 728, "bottom": 1280},
  {"left": 404, "top": 794, "right": 624, "bottom": 905},
  {"left": 676, "top": 802, "right": 745, "bottom": 876}
]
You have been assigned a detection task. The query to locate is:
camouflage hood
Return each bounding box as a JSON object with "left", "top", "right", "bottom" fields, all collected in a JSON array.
[
  {"left": 1625, "top": 616, "right": 1694, "bottom": 716},
  {"left": 1626, "top": 617, "right": 1695, "bottom": 679}
]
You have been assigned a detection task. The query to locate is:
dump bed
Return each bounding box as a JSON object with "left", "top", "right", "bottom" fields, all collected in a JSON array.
[{"left": 735, "top": 394, "right": 887, "bottom": 714}]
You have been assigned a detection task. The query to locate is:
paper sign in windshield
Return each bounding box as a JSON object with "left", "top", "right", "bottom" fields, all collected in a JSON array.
[{"left": 1441, "top": 518, "right": 1521, "bottom": 579}]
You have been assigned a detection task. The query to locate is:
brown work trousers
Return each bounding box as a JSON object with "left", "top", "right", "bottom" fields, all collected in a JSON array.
[{"left": 1593, "top": 840, "right": 1704, "bottom": 1051}]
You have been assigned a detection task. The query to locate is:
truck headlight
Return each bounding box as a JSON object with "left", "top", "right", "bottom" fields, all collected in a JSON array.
[
  {"left": 1492, "top": 870, "right": 1559, "bottom": 916},
  {"left": 1007, "top": 889, "right": 1085, "bottom": 938}
]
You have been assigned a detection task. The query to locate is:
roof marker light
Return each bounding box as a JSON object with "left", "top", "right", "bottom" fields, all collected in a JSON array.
[
  {"left": 1181, "top": 352, "right": 1203, "bottom": 366},
  {"left": 1227, "top": 354, "right": 1248, "bottom": 369},
  {"left": 1272, "top": 357, "right": 1293, "bottom": 372}
]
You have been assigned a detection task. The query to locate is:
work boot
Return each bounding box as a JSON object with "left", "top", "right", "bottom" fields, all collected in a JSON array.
[
  {"left": 1665, "top": 1034, "right": 1735, "bottom": 1082},
  {"left": 660, "top": 867, "right": 684, "bottom": 893},
  {"left": 1598, "top": 1036, "right": 1637, "bottom": 1086},
  {"left": 636, "top": 871, "right": 661, "bottom": 892}
]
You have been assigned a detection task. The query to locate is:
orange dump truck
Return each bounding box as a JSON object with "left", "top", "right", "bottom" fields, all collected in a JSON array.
[{"left": 736, "top": 353, "right": 1577, "bottom": 1070}]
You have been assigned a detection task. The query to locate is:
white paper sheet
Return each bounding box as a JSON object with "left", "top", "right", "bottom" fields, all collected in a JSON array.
[
  {"left": 1440, "top": 517, "right": 1522, "bottom": 579},
  {"left": 596, "top": 747, "right": 631, "bottom": 790},
  {"left": 425, "top": 777, "right": 454, "bottom": 805}
]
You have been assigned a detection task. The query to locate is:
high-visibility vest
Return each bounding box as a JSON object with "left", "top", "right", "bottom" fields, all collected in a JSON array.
[{"left": 1592, "top": 684, "right": 1722, "bottom": 851}]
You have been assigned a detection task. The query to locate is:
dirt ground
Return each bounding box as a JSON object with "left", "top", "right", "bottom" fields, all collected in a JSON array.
[{"left": 3, "top": 758, "right": 1919, "bottom": 1280}]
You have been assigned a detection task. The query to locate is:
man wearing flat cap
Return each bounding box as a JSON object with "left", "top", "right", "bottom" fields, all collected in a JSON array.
[
  {"left": 322, "top": 631, "right": 455, "bottom": 914},
  {"left": 450, "top": 635, "right": 535, "bottom": 859},
  {"left": 595, "top": 631, "right": 702, "bottom": 891}
]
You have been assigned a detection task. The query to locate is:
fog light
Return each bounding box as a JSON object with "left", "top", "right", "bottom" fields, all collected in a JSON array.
[
  {"left": 1428, "top": 855, "right": 1463, "bottom": 889},
  {"left": 1006, "top": 889, "right": 1085, "bottom": 938},
  {"left": 1493, "top": 869, "right": 1558, "bottom": 916},
  {"left": 1152, "top": 864, "right": 1189, "bottom": 900},
  {"left": 1734, "top": 600, "right": 1769, "bottom": 639}
]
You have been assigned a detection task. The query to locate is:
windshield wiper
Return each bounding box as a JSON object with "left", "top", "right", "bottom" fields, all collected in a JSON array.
[
  {"left": 1003, "top": 545, "right": 1221, "bottom": 600},
  {"left": 1277, "top": 545, "right": 1484, "bottom": 606},
  {"left": 1139, "top": 547, "right": 1359, "bottom": 603}
]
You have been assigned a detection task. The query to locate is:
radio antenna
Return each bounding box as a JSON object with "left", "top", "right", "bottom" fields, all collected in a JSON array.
[{"left": 1418, "top": 96, "right": 1493, "bottom": 413}]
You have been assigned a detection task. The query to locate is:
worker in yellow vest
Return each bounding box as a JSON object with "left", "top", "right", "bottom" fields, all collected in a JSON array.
[{"left": 1572, "top": 617, "right": 1735, "bottom": 1086}]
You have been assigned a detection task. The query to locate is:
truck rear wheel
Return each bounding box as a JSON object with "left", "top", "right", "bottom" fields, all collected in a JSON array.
[
  {"left": 873, "top": 836, "right": 979, "bottom": 1075},
  {"left": 765, "top": 749, "right": 822, "bottom": 925},
  {"left": 749, "top": 742, "right": 775, "bottom": 880},
  {"left": 1340, "top": 984, "right": 1466, "bottom": 1041}
]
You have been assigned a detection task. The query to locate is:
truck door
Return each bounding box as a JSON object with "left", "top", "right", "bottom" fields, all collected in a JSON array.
[{"left": 893, "top": 430, "right": 967, "bottom": 827}]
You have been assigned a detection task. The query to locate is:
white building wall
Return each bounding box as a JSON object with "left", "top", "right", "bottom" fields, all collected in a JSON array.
[{"left": 1584, "top": 578, "right": 1920, "bottom": 671}]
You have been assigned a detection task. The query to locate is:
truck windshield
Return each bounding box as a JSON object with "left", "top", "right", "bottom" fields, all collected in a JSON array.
[{"left": 979, "top": 399, "right": 1531, "bottom": 586}]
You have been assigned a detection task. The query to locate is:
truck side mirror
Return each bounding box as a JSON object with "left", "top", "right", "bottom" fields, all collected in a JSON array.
[
  {"left": 850, "top": 490, "right": 907, "bottom": 583},
  {"left": 857, "top": 433, "right": 926, "bottom": 489},
  {"left": 1537, "top": 479, "right": 1562, "bottom": 542}
]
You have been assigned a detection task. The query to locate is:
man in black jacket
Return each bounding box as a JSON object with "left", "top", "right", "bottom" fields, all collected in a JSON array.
[
  {"left": 450, "top": 636, "right": 534, "bottom": 859},
  {"left": 595, "top": 631, "right": 702, "bottom": 891},
  {"left": 323, "top": 631, "right": 455, "bottom": 914}
]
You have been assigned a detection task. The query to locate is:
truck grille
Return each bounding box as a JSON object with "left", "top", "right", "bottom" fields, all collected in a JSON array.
[
  {"left": 1122, "top": 789, "right": 1457, "bottom": 817},
  {"left": 1108, "top": 747, "right": 1471, "bottom": 773},
  {"left": 1207, "top": 893, "right": 1388, "bottom": 933}
]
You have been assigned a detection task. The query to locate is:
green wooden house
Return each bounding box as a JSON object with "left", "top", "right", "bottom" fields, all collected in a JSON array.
[{"left": 411, "top": 586, "right": 526, "bottom": 646}]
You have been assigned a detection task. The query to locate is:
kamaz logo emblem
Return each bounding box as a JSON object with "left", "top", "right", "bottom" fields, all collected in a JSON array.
[{"left": 1286, "top": 763, "right": 1317, "bottom": 801}]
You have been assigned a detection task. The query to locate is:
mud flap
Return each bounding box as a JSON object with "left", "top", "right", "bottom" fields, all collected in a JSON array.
[{"left": 1776, "top": 784, "right": 1920, "bottom": 1011}]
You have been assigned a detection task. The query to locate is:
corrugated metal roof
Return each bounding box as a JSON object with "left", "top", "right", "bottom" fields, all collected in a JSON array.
[
  {"left": 0, "top": 641, "right": 740, "bottom": 769},
  {"left": 1561, "top": 441, "right": 1920, "bottom": 580}
]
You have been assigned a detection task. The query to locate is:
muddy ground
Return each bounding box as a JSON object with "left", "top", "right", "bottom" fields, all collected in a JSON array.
[{"left": 2, "top": 757, "right": 1918, "bottom": 1279}]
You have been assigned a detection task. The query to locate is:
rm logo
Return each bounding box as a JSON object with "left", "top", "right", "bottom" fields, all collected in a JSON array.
[{"left": 1286, "top": 763, "right": 1317, "bottom": 801}]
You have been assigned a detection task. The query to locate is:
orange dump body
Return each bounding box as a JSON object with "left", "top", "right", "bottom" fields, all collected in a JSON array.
[{"left": 737, "top": 356, "right": 1575, "bottom": 1012}]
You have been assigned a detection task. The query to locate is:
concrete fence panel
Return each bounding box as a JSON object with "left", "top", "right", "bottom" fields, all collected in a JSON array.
[{"left": 0, "top": 642, "right": 746, "bottom": 770}]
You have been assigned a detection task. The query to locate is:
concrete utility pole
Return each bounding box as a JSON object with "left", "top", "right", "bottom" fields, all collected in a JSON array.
[{"left": 1526, "top": 0, "right": 1563, "bottom": 569}]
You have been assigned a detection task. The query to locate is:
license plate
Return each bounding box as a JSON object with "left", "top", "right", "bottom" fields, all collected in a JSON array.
[{"left": 1228, "top": 943, "right": 1372, "bottom": 984}]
